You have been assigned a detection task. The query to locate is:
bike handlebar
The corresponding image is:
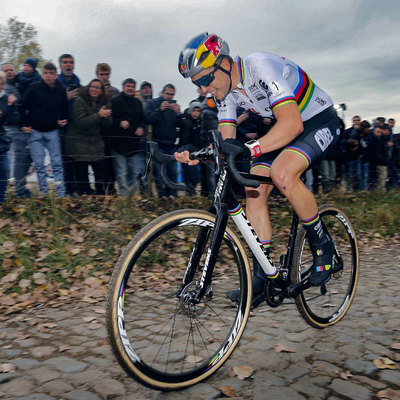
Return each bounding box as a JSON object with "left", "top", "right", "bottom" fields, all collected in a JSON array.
[{"left": 146, "top": 130, "right": 261, "bottom": 191}]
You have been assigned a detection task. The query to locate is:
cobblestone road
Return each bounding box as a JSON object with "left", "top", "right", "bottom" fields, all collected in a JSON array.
[{"left": 0, "top": 247, "right": 399, "bottom": 400}]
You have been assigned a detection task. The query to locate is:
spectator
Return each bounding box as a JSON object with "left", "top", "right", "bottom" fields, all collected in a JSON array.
[
  {"left": 199, "top": 96, "right": 218, "bottom": 196},
  {"left": 145, "top": 83, "right": 181, "bottom": 198},
  {"left": 95, "top": 63, "right": 118, "bottom": 193},
  {"left": 137, "top": 81, "right": 154, "bottom": 194},
  {"left": 179, "top": 102, "right": 202, "bottom": 196},
  {"left": 108, "top": 78, "right": 145, "bottom": 195},
  {"left": 65, "top": 79, "right": 112, "bottom": 195},
  {"left": 370, "top": 124, "right": 389, "bottom": 191},
  {"left": 139, "top": 81, "right": 153, "bottom": 105},
  {"left": 387, "top": 118, "right": 399, "bottom": 188},
  {"left": 0, "top": 72, "right": 11, "bottom": 204},
  {"left": 96, "top": 63, "right": 119, "bottom": 99},
  {"left": 16, "top": 58, "right": 41, "bottom": 95},
  {"left": 341, "top": 115, "right": 361, "bottom": 192},
  {"left": 1, "top": 62, "right": 32, "bottom": 197},
  {"left": 20, "top": 62, "right": 68, "bottom": 198},
  {"left": 356, "top": 120, "right": 373, "bottom": 191},
  {"left": 58, "top": 53, "right": 82, "bottom": 196}
]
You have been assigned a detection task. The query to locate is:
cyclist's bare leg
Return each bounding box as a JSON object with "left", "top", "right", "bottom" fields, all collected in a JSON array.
[
  {"left": 270, "top": 151, "right": 334, "bottom": 286},
  {"left": 245, "top": 166, "right": 274, "bottom": 243},
  {"left": 269, "top": 151, "right": 317, "bottom": 220}
]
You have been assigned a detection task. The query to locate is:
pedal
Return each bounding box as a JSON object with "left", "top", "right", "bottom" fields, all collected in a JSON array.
[{"left": 265, "top": 279, "right": 285, "bottom": 307}]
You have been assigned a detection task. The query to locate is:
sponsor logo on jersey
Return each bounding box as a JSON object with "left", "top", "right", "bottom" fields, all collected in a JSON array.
[
  {"left": 315, "top": 97, "right": 327, "bottom": 106},
  {"left": 249, "top": 83, "right": 266, "bottom": 101},
  {"left": 315, "top": 128, "right": 333, "bottom": 151},
  {"left": 258, "top": 79, "right": 269, "bottom": 92}
]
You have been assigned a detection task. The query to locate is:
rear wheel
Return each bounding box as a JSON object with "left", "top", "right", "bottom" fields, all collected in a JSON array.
[
  {"left": 291, "top": 204, "right": 359, "bottom": 328},
  {"left": 106, "top": 209, "right": 252, "bottom": 390}
]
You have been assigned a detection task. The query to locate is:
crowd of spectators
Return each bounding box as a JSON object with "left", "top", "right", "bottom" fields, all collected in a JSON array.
[{"left": 0, "top": 55, "right": 399, "bottom": 204}]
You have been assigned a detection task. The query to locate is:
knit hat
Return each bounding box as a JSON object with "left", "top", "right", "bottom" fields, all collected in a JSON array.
[
  {"left": 189, "top": 101, "right": 202, "bottom": 113},
  {"left": 24, "top": 58, "right": 38, "bottom": 70}
]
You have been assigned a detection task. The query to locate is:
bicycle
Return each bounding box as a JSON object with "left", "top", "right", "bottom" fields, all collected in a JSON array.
[{"left": 106, "top": 130, "right": 359, "bottom": 390}]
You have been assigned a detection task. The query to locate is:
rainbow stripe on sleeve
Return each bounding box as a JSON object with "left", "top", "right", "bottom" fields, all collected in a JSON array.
[
  {"left": 218, "top": 119, "right": 237, "bottom": 128},
  {"left": 294, "top": 66, "right": 315, "bottom": 113},
  {"left": 271, "top": 96, "right": 297, "bottom": 111}
]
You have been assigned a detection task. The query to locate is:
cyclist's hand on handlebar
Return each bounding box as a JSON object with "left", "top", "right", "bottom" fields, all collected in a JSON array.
[{"left": 174, "top": 144, "right": 199, "bottom": 166}]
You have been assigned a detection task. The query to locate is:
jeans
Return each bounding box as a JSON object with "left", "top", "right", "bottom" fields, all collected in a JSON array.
[
  {"left": 27, "top": 129, "right": 66, "bottom": 197},
  {"left": 6, "top": 125, "right": 32, "bottom": 196},
  {"left": 344, "top": 160, "right": 357, "bottom": 192},
  {"left": 182, "top": 164, "right": 199, "bottom": 196},
  {"left": 319, "top": 159, "right": 336, "bottom": 192},
  {"left": 0, "top": 151, "right": 8, "bottom": 203},
  {"left": 356, "top": 160, "right": 369, "bottom": 191},
  {"left": 152, "top": 144, "right": 177, "bottom": 198},
  {"left": 111, "top": 149, "right": 145, "bottom": 195}
]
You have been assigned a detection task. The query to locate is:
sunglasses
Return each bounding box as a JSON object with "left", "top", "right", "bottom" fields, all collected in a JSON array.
[{"left": 192, "top": 67, "right": 218, "bottom": 88}]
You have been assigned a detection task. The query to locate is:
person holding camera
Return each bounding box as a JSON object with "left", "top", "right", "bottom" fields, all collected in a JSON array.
[{"left": 145, "top": 84, "right": 181, "bottom": 198}]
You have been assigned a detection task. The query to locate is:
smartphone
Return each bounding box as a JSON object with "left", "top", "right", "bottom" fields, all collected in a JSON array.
[{"left": 168, "top": 99, "right": 177, "bottom": 104}]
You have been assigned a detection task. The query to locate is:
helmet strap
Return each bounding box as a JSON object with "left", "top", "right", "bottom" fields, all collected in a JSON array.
[{"left": 214, "top": 58, "right": 233, "bottom": 97}]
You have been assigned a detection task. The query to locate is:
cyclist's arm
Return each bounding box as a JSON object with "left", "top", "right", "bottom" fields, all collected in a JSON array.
[{"left": 248, "top": 103, "right": 303, "bottom": 157}]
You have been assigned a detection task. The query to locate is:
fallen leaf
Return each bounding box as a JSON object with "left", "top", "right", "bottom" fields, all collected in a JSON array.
[
  {"left": 373, "top": 357, "right": 397, "bottom": 369},
  {"left": 232, "top": 365, "right": 254, "bottom": 380},
  {"left": 0, "top": 272, "right": 19, "bottom": 284},
  {"left": 0, "top": 363, "right": 16, "bottom": 373},
  {"left": 339, "top": 371, "right": 353, "bottom": 380},
  {"left": 219, "top": 385, "right": 235, "bottom": 397},
  {"left": 58, "top": 344, "right": 73, "bottom": 353},
  {"left": 274, "top": 343, "right": 296, "bottom": 353},
  {"left": 391, "top": 342, "right": 400, "bottom": 350},
  {"left": 37, "top": 322, "right": 58, "bottom": 330},
  {"left": 83, "top": 316, "right": 98, "bottom": 322},
  {"left": 377, "top": 388, "right": 400, "bottom": 400},
  {"left": 19, "top": 279, "right": 31, "bottom": 290}
]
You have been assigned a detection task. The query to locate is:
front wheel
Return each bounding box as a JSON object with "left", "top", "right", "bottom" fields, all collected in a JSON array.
[
  {"left": 106, "top": 209, "right": 252, "bottom": 390},
  {"left": 291, "top": 204, "right": 359, "bottom": 328}
]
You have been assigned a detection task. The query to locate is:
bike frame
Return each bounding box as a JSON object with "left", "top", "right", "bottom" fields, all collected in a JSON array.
[{"left": 177, "top": 157, "right": 301, "bottom": 304}]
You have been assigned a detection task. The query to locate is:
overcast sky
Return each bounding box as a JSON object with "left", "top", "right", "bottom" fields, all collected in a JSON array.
[{"left": 2, "top": 0, "right": 400, "bottom": 129}]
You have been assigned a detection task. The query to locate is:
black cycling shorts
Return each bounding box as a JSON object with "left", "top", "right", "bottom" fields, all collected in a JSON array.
[{"left": 250, "top": 106, "right": 340, "bottom": 173}]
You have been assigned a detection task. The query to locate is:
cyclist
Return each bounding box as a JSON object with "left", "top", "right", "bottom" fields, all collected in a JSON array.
[{"left": 176, "top": 33, "right": 340, "bottom": 307}]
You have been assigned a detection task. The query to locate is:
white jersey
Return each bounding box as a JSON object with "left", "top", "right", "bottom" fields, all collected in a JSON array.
[{"left": 217, "top": 52, "right": 333, "bottom": 129}]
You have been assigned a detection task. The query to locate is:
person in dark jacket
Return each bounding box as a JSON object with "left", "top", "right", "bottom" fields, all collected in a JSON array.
[
  {"left": 16, "top": 58, "right": 41, "bottom": 95},
  {"left": 58, "top": 53, "right": 82, "bottom": 196},
  {"left": 355, "top": 120, "right": 373, "bottom": 191},
  {"left": 1, "top": 62, "right": 32, "bottom": 197},
  {"left": 108, "top": 78, "right": 145, "bottom": 195},
  {"left": 20, "top": 62, "right": 68, "bottom": 197},
  {"left": 145, "top": 84, "right": 181, "bottom": 198},
  {"left": 199, "top": 96, "right": 218, "bottom": 196},
  {"left": 370, "top": 124, "right": 389, "bottom": 191},
  {"left": 180, "top": 102, "right": 202, "bottom": 196},
  {"left": 0, "top": 72, "right": 11, "bottom": 203},
  {"left": 66, "top": 79, "right": 112, "bottom": 195}
]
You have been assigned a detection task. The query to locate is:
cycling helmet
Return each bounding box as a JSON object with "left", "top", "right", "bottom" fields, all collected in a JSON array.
[{"left": 178, "top": 33, "right": 230, "bottom": 78}]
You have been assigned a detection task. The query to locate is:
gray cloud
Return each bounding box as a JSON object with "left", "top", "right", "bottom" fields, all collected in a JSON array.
[{"left": 2, "top": 0, "right": 400, "bottom": 127}]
